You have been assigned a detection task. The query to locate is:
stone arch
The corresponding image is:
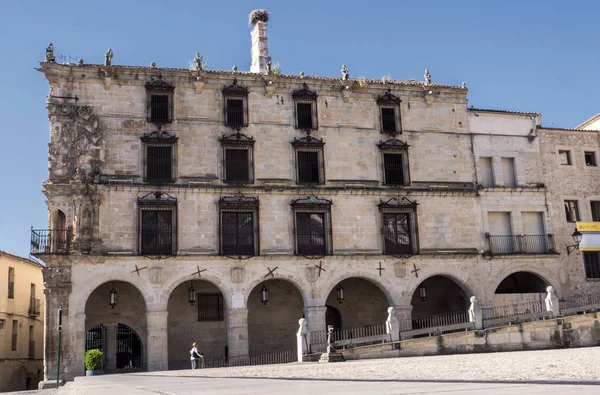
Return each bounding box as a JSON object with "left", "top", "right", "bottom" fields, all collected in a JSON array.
[
  {"left": 409, "top": 274, "right": 471, "bottom": 318},
  {"left": 489, "top": 264, "right": 560, "bottom": 302},
  {"left": 85, "top": 315, "right": 147, "bottom": 346},
  {"left": 317, "top": 271, "right": 395, "bottom": 307},
  {"left": 75, "top": 274, "right": 151, "bottom": 315},
  {"left": 404, "top": 266, "right": 475, "bottom": 304},
  {"left": 243, "top": 274, "right": 311, "bottom": 308},
  {"left": 159, "top": 272, "right": 232, "bottom": 310}
]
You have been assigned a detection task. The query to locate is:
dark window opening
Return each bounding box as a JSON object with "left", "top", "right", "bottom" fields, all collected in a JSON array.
[
  {"left": 384, "top": 153, "right": 404, "bottom": 185},
  {"left": 226, "top": 99, "right": 244, "bottom": 128},
  {"left": 383, "top": 213, "right": 412, "bottom": 254},
  {"left": 11, "top": 320, "right": 18, "bottom": 351},
  {"left": 150, "top": 95, "right": 170, "bottom": 123},
  {"left": 381, "top": 108, "right": 396, "bottom": 133},
  {"left": 592, "top": 201, "right": 600, "bottom": 222},
  {"left": 559, "top": 150, "right": 572, "bottom": 165},
  {"left": 146, "top": 145, "right": 173, "bottom": 182},
  {"left": 141, "top": 209, "right": 173, "bottom": 255},
  {"left": 225, "top": 149, "right": 249, "bottom": 183},
  {"left": 296, "top": 212, "right": 326, "bottom": 255},
  {"left": 198, "top": 294, "right": 224, "bottom": 321},
  {"left": 8, "top": 267, "right": 14, "bottom": 299},
  {"left": 584, "top": 252, "right": 600, "bottom": 279},
  {"left": 564, "top": 200, "right": 580, "bottom": 223},
  {"left": 298, "top": 151, "right": 320, "bottom": 184},
  {"left": 585, "top": 151, "right": 597, "bottom": 166},
  {"left": 222, "top": 212, "right": 255, "bottom": 255},
  {"left": 297, "top": 103, "right": 313, "bottom": 129}
]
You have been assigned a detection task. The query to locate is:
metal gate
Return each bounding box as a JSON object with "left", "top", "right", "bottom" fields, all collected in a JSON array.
[
  {"left": 85, "top": 324, "right": 104, "bottom": 353},
  {"left": 116, "top": 323, "right": 143, "bottom": 371}
]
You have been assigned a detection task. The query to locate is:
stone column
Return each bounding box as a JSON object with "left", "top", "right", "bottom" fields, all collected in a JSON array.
[
  {"left": 103, "top": 323, "right": 118, "bottom": 371},
  {"left": 226, "top": 308, "right": 249, "bottom": 357},
  {"left": 304, "top": 306, "right": 327, "bottom": 332},
  {"left": 72, "top": 313, "right": 86, "bottom": 377},
  {"left": 250, "top": 21, "right": 269, "bottom": 74},
  {"left": 146, "top": 310, "right": 169, "bottom": 371}
]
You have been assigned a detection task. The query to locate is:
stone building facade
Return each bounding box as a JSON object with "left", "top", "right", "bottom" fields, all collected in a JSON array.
[{"left": 32, "top": 13, "right": 600, "bottom": 383}]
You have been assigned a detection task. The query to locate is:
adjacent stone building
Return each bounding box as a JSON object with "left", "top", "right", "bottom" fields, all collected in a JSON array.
[
  {"left": 32, "top": 11, "right": 600, "bottom": 383},
  {"left": 0, "top": 251, "right": 44, "bottom": 391}
]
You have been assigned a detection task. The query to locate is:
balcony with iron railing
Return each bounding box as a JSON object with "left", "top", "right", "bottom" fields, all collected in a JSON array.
[
  {"left": 486, "top": 234, "right": 556, "bottom": 256},
  {"left": 30, "top": 227, "right": 72, "bottom": 255},
  {"left": 29, "top": 298, "right": 41, "bottom": 317}
]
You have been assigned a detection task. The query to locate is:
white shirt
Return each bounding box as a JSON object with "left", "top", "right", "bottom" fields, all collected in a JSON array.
[{"left": 190, "top": 347, "right": 201, "bottom": 360}]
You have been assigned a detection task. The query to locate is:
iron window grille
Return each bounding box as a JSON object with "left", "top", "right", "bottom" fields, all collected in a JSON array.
[
  {"left": 85, "top": 324, "right": 104, "bottom": 354},
  {"left": 8, "top": 267, "right": 14, "bottom": 299},
  {"left": 198, "top": 294, "right": 224, "bottom": 321},
  {"left": 377, "top": 138, "right": 410, "bottom": 186},
  {"left": 223, "top": 79, "right": 249, "bottom": 129},
  {"left": 138, "top": 192, "right": 177, "bottom": 256},
  {"left": 219, "top": 194, "right": 260, "bottom": 256},
  {"left": 292, "top": 135, "right": 325, "bottom": 184},
  {"left": 141, "top": 129, "right": 178, "bottom": 183},
  {"left": 592, "top": 201, "right": 600, "bottom": 222},
  {"left": 376, "top": 89, "right": 402, "bottom": 135},
  {"left": 378, "top": 197, "right": 419, "bottom": 256},
  {"left": 584, "top": 252, "right": 600, "bottom": 279},
  {"left": 220, "top": 132, "right": 254, "bottom": 184},
  {"left": 293, "top": 83, "right": 318, "bottom": 131},
  {"left": 145, "top": 75, "right": 174, "bottom": 124},
  {"left": 291, "top": 196, "right": 333, "bottom": 256},
  {"left": 564, "top": 200, "right": 580, "bottom": 223}
]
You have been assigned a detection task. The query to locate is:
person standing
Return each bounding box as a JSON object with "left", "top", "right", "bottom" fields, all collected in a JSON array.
[{"left": 190, "top": 342, "right": 204, "bottom": 369}]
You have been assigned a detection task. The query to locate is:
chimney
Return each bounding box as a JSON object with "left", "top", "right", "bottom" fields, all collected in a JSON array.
[{"left": 249, "top": 9, "right": 270, "bottom": 74}]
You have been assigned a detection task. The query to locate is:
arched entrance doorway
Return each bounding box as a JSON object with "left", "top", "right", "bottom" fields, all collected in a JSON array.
[
  {"left": 248, "top": 279, "right": 304, "bottom": 354},
  {"left": 326, "top": 278, "right": 389, "bottom": 330},
  {"left": 494, "top": 271, "right": 549, "bottom": 306},
  {"left": 84, "top": 281, "right": 147, "bottom": 373},
  {"left": 167, "top": 280, "right": 227, "bottom": 369},
  {"left": 411, "top": 276, "right": 469, "bottom": 318}
]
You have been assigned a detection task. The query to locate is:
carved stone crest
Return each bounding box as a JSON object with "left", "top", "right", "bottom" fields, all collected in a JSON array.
[
  {"left": 46, "top": 103, "right": 104, "bottom": 182},
  {"left": 231, "top": 267, "right": 244, "bottom": 283},
  {"left": 395, "top": 262, "right": 406, "bottom": 278},
  {"left": 150, "top": 267, "right": 163, "bottom": 284},
  {"left": 42, "top": 266, "right": 72, "bottom": 286},
  {"left": 305, "top": 266, "right": 319, "bottom": 283}
]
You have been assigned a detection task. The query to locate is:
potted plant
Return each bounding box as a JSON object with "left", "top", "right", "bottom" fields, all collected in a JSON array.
[{"left": 85, "top": 349, "right": 104, "bottom": 376}]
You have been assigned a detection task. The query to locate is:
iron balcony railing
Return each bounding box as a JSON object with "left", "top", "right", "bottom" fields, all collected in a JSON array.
[
  {"left": 486, "top": 234, "right": 555, "bottom": 255},
  {"left": 30, "top": 228, "right": 72, "bottom": 255},
  {"left": 29, "top": 298, "right": 41, "bottom": 317}
]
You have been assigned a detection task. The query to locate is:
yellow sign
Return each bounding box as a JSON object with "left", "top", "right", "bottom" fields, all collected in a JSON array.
[{"left": 576, "top": 222, "right": 600, "bottom": 232}]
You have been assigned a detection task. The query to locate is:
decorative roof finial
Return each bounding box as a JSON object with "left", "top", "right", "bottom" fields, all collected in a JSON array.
[
  {"left": 249, "top": 9, "right": 270, "bottom": 25},
  {"left": 341, "top": 64, "right": 349, "bottom": 81},
  {"left": 193, "top": 52, "right": 203, "bottom": 71},
  {"left": 105, "top": 48, "right": 113, "bottom": 66},
  {"left": 45, "top": 42, "right": 55, "bottom": 62},
  {"left": 424, "top": 69, "right": 432, "bottom": 85}
]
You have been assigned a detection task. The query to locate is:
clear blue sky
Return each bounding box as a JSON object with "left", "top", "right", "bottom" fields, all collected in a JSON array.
[{"left": 1, "top": 0, "right": 599, "bottom": 258}]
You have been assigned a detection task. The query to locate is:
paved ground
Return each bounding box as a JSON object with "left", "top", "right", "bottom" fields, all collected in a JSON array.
[{"left": 25, "top": 347, "right": 600, "bottom": 394}]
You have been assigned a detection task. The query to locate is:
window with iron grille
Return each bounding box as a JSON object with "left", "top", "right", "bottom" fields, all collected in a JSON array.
[
  {"left": 8, "top": 267, "right": 14, "bottom": 299},
  {"left": 11, "top": 320, "right": 18, "bottom": 351},
  {"left": 219, "top": 194, "right": 259, "bottom": 256},
  {"left": 223, "top": 79, "right": 248, "bottom": 129},
  {"left": 584, "top": 252, "right": 600, "bottom": 279},
  {"left": 138, "top": 192, "right": 177, "bottom": 256},
  {"left": 145, "top": 75, "right": 174, "bottom": 124},
  {"left": 592, "top": 201, "right": 600, "bottom": 222},
  {"left": 377, "top": 90, "right": 401, "bottom": 135},
  {"left": 292, "top": 136, "right": 325, "bottom": 185},
  {"left": 564, "top": 200, "right": 580, "bottom": 222},
  {"left": 141, "top": 131, "right": 178, "bottom": 183},
  {"left": 198, "top": 294, "right": 224, "bottom": 321},
  {"left": 378, "top": 197, "right": 419, "bottom": 255},
  {"left": 291, "top": 196, "right": 333, "bottom": 256},
  {"left": 293, "top": 83, "right": 318, "bottom": 130},
  {"left": 378, "top": 138, "right": 410, "bottom": 186},
  {"left": 220, "top": 132, "right": 254, "bottom": 184}
]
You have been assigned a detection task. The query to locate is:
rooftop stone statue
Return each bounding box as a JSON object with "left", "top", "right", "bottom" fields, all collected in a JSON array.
[
  {"left": 105, "top": 48, "right": 113, "bottom": 66},
  {"left": 193, "top": 52, "right": 203, "bottom": 71},
  {"left": 424, "top": 69, "right": 432, "bottom": 85},
  {"left": 45, "top": 42, "right": 56, "bottom": 62},
  {"left": 341, "top": 64, "right": 349, "bottom": 81}
]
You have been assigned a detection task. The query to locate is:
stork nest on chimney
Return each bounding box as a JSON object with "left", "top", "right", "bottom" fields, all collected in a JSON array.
[{"left": 249, "top": 9, "right": 269, "bottom": 25}]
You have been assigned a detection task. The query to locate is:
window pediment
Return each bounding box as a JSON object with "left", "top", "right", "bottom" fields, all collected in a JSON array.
[
  {"left": 138, "top": 191, "right": 177, "bottom": 205},
  {"left": 378, "top": 197, "right": 418, "bottom": 210},
  {"left": 377, "top": 138, "right": 409, "bottom": 150},
  {"left": 222, "top": 78, "right": 248, "bottom": 97},
  {"left": 220, "top": 132, "right": 255, "bottom": 147},
  {"left": 219, "top": 193, "right": 259, "bottom": 209},
  {"left": 291, "top": 195, "right": 332, "bottom": 209},
  {"left": 376, "top": 89, "right": 401, "bottom": 106},
  {"left": 292, "top": 83, "right": 318, "bottom": 100},
  {"left": 145, "top": 75, "right": 174, "bottom": 92},
  {"left": 141, "top": 128, "right": 178, "bottom": 142},
  {"left": 291, "top": 135, "right": 324, "bottom": 148}
]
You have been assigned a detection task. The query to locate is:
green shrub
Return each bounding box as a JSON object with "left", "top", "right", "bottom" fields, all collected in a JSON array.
[{"left": 84, "top": 349, "right": 104, "bottom": 371}]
